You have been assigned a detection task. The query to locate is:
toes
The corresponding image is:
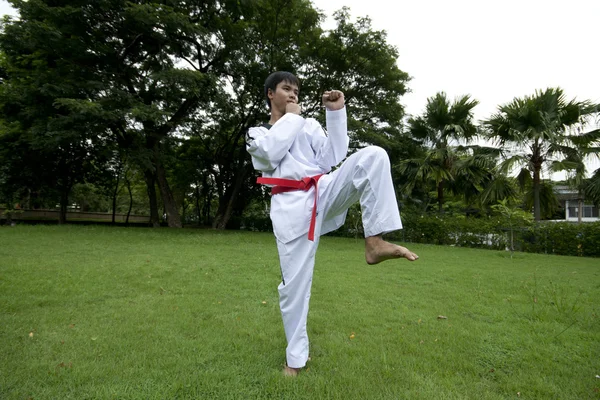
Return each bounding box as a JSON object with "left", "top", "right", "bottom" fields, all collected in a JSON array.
[{"left": 402, "top": 250, "right": 418, "bottom": 261}]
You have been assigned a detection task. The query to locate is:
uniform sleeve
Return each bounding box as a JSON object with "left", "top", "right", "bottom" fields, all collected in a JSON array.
[
  {"left": 311, "top": 107, "right": 349, "bottom": 170},
  {"left": 246, "top": 113, "right": 305, "bottom": 172}
]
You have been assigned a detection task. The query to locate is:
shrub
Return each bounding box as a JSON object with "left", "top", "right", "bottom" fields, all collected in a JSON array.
[
  {"left": 521, "top": 221, "right": 600, "bottom": 257},
  {"left": 240, "top": 203, "right": 600, "bottom": 257},
  {"left": 399, "top": 213, "right": 507, "bottom": 250}
]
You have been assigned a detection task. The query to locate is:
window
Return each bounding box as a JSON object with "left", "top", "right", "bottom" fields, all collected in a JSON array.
[
  {"left": 567, "top": 203, "right": 598, "bottom": 218},
  {"left": 583, "top": 205, "right": 598, "bottom": 218}
]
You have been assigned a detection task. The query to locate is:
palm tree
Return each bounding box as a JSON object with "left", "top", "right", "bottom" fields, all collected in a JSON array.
[
  {"left": 401, "top": 92, "right": 479, "bottom": 214},
  {"left": 549, "top": 123, "right": 600, "bottom": 222},
  {"left": 477, "top": 168, "right": 519, "bottom": 210},
  {"left": 483, "top": 88, "right": 598, "bottom": 221},
  {"left": 583, "top": 168, "right": 600, "bottom": 206}
]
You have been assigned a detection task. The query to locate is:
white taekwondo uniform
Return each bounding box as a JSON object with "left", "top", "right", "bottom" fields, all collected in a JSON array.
[{"left": 246, "top": 107, "right": 403, "bottom": 368}]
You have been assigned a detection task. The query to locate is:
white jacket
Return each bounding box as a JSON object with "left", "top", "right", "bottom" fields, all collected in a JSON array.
[{"left": 247, "top": 108, "right": 349, "bottom": 243}]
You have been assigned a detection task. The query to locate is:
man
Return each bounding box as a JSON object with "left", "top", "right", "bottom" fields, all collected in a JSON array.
[{"left": 246, "top": 71, "right": 418, "bottom": 376}]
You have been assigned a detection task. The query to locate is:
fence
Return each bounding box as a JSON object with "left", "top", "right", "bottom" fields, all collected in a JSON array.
[{"left": 0, "top": 208, "right": 151, "bottom": 224}]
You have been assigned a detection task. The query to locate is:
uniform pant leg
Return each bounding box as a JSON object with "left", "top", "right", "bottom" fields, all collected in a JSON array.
[
  {"left": 276, "top": 234, "right": 320, "bottom": 368},
  {"left": 275, "top": 146, "right": 399, "bottom": 369},
  {"left": 320, "top": 146, "right": 402, "bottom": 236}
]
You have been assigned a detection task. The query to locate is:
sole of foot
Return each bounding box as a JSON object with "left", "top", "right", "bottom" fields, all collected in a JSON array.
[{"left": 365, "top": 242, "right": 419, "bottom": 265}]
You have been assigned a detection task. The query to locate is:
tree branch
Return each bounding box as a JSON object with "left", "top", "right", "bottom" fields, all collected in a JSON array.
[
  {"left": 157, "top": 95, "right": 200, "bottom": 137},
  {"left": 119, "top": 34, "right": 144, "bottom": 62}
]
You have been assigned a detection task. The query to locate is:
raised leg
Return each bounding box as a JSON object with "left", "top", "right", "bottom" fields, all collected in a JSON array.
[{"left": 319, "top": 146, "right": 417, "bottom": 262}]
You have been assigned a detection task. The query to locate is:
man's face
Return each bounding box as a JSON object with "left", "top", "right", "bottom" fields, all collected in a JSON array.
[{"left": 268, "top": 80, "right": 299, "bottom": 113}]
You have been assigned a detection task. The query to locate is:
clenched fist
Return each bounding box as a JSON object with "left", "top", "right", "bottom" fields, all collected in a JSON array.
[
  {"left": 322, "top": 90, "right": 345, "bottom": 111},
  {"left": 286, "top": 102, "right": 301, "bottom": 115}
]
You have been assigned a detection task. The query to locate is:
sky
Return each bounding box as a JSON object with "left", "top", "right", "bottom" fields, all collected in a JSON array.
[
  {"left": 312, "top": 0, "right": 600, "bottom": 178},
  {"left": 311, "top": 0, "right": 600, "bottom": 123},
  {"left": 1, "top": 0, "right": 599, "bottom": 176}
]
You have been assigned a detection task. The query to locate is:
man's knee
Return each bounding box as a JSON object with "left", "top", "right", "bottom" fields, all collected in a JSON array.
[{"left": 358, "top": 146, "right": 390, "bottom": 167}]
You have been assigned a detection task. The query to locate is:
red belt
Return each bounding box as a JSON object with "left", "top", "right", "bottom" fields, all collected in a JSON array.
[{"left": 257, "top": 174, "right": 323, "bottom": 241}]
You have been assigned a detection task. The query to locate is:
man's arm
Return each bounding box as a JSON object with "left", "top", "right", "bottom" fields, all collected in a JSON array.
[
  {"left": 312, "top": 90, "right": 349, "bottom": 169},
  {"left": 246, "top": 112, "right": 305, "bottom": 172}
]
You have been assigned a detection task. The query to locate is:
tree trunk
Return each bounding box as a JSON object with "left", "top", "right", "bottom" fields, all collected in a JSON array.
[
  {"left": 125, "top": 174, "right": 133, "bottom": 226},
  {"left": 155, "top": 159, "right": 182, "bottom": 228},
  {"left": 533, "top": 165, "right": 541, "bottom": 221},
  {"left": 111, "top": 171, "right": 121, "bottom": 225},
  {"left": 203, "top": 194, "right": 212, "bottom": 226},
  {"left": 212, "top": 196, "right": 227, "bottom": 229},
  {"left": 578, "top": 198, "right": 583, "bottom": 223},
  {"left": 181, "top": 199, "right": 187, "bottom": 227},
  {"left": 213, "top": 163, "right": 252, "bottom": 229},
  {"left": 59, "top": 186, "right": 69, "bottom": 224},
  {"left": 214, "top": 195, "right": 235, "bottom": 230},
  {"left": 510, "top": 228, "right": 514, "bottom": 254},
  {"left": 195, "top": 183, "right": 202, "bottom": 226},
  {"left": 24, "top": 189, "right": 31, "bottom": 209},
  {"left": 202, "top": 174, "right": 212, "bottom": 226},
  {"left": 437, "top": 180, "right": 445, "bottom": 215},
  {"left": 144, "top": 170, "right": 160, "bottom": 227}
]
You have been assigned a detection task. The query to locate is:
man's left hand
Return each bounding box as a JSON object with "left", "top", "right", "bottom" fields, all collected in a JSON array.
[{"left": 322, "top": 90, "right": 345, "bottom": 111}]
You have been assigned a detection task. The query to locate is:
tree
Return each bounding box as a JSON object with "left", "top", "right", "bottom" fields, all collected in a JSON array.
[
  {"left": 583, "top": 168, "right": 600, "bottom": 207},
  {"left": 0, "top": 6, "right": 113, "bottom": 223},
  {"left": 491, "top": 199, "right": 533, "bottom": 257},
  {"left": 553, "top": 124, "right": 600, "bottom": 222},
  {"left": 0, "top": 0, "right": 260, "bottom": 227},
  {"left": 299, "top": 8, "right": 410, "bottom": 146},
  {"left": 399, "top": 92, "right": 480, "bottom": 214},
  {"left": 177, "top": 5, "right": 412, "bottom": 229},
  {"left": 483, "top": 88, "right": 598, "bottom": 221},
  {"left": 1, "top": 1, "right": 413, "bottom": 230},
  {"left": 477, "top": 173, "right": 519, "bottom": 211}
]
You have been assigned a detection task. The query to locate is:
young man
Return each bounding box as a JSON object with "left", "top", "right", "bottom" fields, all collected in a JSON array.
[{"left": 246, "top": 71, "right": 418, "bottom": 376}]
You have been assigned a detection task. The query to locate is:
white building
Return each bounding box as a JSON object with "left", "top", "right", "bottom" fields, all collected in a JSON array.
[{"left": 554, "top": 185, "right": 599, "bottom": 222}]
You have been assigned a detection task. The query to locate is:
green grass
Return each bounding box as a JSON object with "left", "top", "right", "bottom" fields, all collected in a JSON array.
[{"left": 1, "top": 225, "right": 599, "bottom": 399}]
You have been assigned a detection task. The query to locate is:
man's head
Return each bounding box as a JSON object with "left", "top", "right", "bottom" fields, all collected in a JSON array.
[{"left": 264, "top": 71, "right": 300, "bottom": 110}]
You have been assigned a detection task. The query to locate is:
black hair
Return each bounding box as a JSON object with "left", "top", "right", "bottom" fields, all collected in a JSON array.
[{"left": 264, "top": 71, "right": 300, "bottom": 109}]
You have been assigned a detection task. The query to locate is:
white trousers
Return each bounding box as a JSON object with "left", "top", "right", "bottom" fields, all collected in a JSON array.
[{"left": 276, "top": 146, "right": 402, "bottom": 368}]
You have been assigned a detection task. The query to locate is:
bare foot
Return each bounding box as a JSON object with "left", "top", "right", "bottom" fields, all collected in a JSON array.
[
  {"left": 365, "top": 235, "right": 419, "bottom": 265},
  {"left": 283, "top": 365, "right": 301, "bottom": 377}
]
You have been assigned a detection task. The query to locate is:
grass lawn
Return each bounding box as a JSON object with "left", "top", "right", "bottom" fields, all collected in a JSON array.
[{"left": 1, "top": 225, "right": 599, "bottom": 399}]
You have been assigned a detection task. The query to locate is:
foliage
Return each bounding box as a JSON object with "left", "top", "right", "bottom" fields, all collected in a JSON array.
[
  {"left": 0, "top": 1, "right": 411, "bottom": 229},
  {"left": 477, "top": 172, "right": 519, "bottom": 210},
  {"left": 583, "top": 167, "right": 600, "bottom": 206},
  {"left": 521, "top": 221, "right": 600, "bottom": 257},
  {"left": 327, "top": 199, "right": 600, "bottom": 258},
  {"left": 1, "top": 207, "right": 23, "bottom": 225},
  {"left": 398, "top": 213, "right": 507, "bottom": 250},
  {"left": 238, "top": 198, "right": 272, "bottom": 233},
  {"left": 248, "top": 201, "right": 600, "bottom": 258},
  {"left": 491, "top": 199, "right": 533, "bottom": 256},
  {"left": 399, "top": 92, "right": 497, "bottom": 214},
  {"left": 483, "top": 88, "right": 599, "bottom": 221},
  {"left": 329, "top": 207, "right": 511, "bottom": 250},
  {"left": 522, "top": 180, "right": 561, "bottom": 219},
  {"left": 70, "top": 183, "right": 112, "bottom": 213},
  {"left": 300, "top": 8, "right": 409, "bottom": 148}
]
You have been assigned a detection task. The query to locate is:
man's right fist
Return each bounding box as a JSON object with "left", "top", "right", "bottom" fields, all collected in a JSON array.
[{"left": 286, "top": 103, "right": 301, "bottom": 115}]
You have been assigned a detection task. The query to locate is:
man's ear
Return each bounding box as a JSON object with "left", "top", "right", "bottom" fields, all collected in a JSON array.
[{"left": 267, "top": 88, "right": 274, "bottom": 100}]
